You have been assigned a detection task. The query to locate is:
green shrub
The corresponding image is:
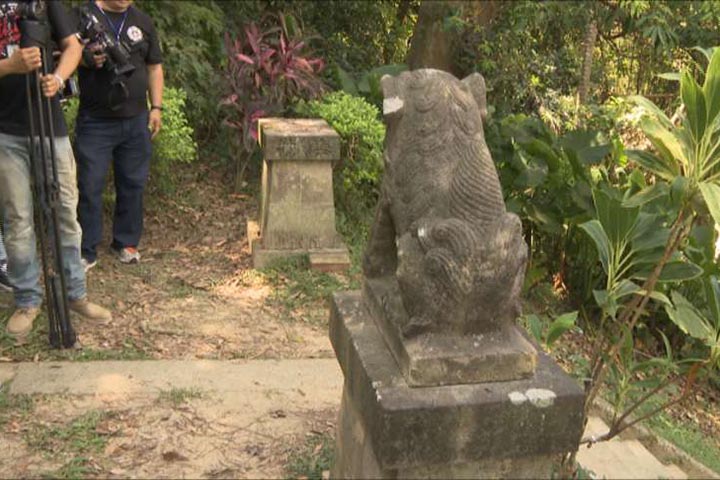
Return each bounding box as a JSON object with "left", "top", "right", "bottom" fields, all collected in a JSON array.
[
  {"left": 151, "top": 86, "right": 197, "bottom": 192},
  {"left": 294, "top": 91, "right": 385, "bottom": 220}
]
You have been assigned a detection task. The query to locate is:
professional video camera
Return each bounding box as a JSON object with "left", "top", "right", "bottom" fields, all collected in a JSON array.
[
  {"left": 0, "top": 1, "right": 45, "bottom": 20},
  {"left": 76, "top": 5, "right": 135, "bottom": 110},
  {"left": 77, "top": 6, "right": 134, "bottom": 77}
]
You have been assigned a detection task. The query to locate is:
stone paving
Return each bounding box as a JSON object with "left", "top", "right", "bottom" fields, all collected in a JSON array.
[{"left": 0, "top": 359, "right": 715, "bottom": 479}]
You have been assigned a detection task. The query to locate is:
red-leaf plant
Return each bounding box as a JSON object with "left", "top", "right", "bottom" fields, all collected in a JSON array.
[{"left": 222, "top": 14, "right": 326, "bottom": 155}]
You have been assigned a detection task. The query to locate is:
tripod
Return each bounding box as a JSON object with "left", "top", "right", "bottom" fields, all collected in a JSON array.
[{"left": 19, "top": 16, "right": 76, "bottom": 348}]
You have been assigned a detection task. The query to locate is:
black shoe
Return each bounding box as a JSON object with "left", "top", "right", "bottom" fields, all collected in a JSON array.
[{"left": 0, "top": 261, "right": 11, "bottom": 292}]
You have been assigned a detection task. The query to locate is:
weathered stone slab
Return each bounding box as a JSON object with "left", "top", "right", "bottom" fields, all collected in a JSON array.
[
  {"left": 259, "top": 118, "right": 341, "bottom": 162},
  {"left": 363, "top": 277, "right": 537, "bottom": 386},
  {"left": 329, "top": 291, "right": 585, "bottom": 474},
  {"left": 249, "top": 118, "right": 349, "bottom": 269}
]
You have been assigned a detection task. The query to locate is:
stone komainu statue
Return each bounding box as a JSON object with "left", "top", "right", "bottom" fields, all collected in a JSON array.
[{"left": 363, "top": 69, "right": 528, "bottom": 338}]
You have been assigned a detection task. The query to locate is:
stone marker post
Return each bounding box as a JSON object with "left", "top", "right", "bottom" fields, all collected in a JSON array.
[
  {"left": 247, "top": 118, "right": 350, "bottom": 271},
  {"left": 329, "top": 70, "right": 584, "bottom": 479}
]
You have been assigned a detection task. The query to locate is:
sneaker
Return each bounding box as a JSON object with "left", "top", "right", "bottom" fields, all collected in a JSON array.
[
  {"left": 6, "top": 306, "right": 40, "bottom": 337},
  {"left": 69, "top": 297, "right": 112, "bottom": 322},
  {"left": 0, "top": 261, "right": 11, "bottom": 292},
  {"left": 81, "top": 257, "right": 97, "bottom": 273},
  {"left": 113, "top": 246, "right": 140, "bottom": 264}
]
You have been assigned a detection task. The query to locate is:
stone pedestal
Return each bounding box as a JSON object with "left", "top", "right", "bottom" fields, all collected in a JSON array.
[
  {"left": 248, "top": 118, "right": 350, "bottom": 271},
  {"left": 329, "top": 292, "right": 585, "bottom": 479}
]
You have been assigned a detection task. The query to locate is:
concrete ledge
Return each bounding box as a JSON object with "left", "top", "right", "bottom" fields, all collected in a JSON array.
[{"left": 329, "top": 291, "right": 585, "bottom": 470}]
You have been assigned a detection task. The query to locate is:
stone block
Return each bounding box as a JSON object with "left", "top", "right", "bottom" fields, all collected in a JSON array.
[
  {"left": 250, "top": 118, "right": 349, "bottom": 269},
  {"left": 329, "top": 291, "right": 584, "bottom": 478},
  {"left": 363, "top": 277, "right": 537, "bottom": 386}
]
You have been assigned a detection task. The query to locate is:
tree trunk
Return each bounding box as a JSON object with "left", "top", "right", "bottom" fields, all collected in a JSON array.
[
  {"left": 578, "top": 19, "right": 598, "bottom": 105},
  {"left": 406, "top": 0, "right": 505, "bottom": 75},
  {"left": 406, "top": 0, "right": 458, "bottom": 72}
]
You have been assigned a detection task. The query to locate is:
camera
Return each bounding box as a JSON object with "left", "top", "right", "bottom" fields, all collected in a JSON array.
[
  {"left": 77, "top": 6, "right": 135, "bottom": 78},
  {"left": 76, "top": 5, "right": 135, "bottom": 110},
  {"left": 0, "top": 1, "right": 45, "bottom": 21}
]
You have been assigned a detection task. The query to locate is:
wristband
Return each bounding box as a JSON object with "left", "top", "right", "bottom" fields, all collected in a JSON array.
[
  {"left": 53, "top": 74, "right": 65, "bottom": 90},
  {"left": 151, "top": 105, "right": 163, "bottom": 111}
]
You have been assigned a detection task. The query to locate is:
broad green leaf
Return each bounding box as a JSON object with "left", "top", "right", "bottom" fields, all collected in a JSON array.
[
  {"left": 335, "top": 66, "right": 358, "bottom": 95},
  {"left": 524, "top": 314, "right": 543, "bottom": 344},
  {"left": 614, "top": 279, "right": 641, "bottom": 299},
  {"left": 634, "top": 261, "right": 704, "bottom": 282},
  {"left": 699, "top": 181, "right": 720, "bottom": 227},
  {"left": 665, "top": 291, "right": 714, "bottom": 342},
  {"left": 639, "top": 117, "right": 687, "bottom": 168},
  {"left": 520, "top": 139, "right": 561, "bottom": 172},
  {"left": 545, "top": 311, "right": 577, "bottom": 347},
  {"left": 681, "top": 70, "right": 707, "bottom": 141},
  {"left": 526, "top": 204, "right": 563, "bottom": 234},
  {"left": 632, "top": 220, "right": 669, "bottom": 252},
  {"left": 580, "top": 219, "right": 610, "bottom": 274},
  {"left": 628, "top": 95, "right": 673, "bottom": 129},
  {"left": 638, "top": 289, "right": 672, "bottom": 306},
  {"left": 625, "top": 150, "right": 678, "bottom": 181},
  {"left": 594, "top": 189, "right": 639, "bottom": 246},
  {"left": 703, "top": 47, "right": 720, "bottom": 123},
  {"left": 622, "top": 183, "right": 670, "bottom": 207}
]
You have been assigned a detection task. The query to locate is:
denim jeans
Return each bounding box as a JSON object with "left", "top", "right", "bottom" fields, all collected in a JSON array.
[
  {"left": 0, "top": 133, "right": 86, "bottom": 307},
  {"left": 75, "top": 111, "right": 151, "bottom": 262}
]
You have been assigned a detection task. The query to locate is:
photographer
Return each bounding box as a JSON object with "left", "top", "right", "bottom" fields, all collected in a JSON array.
[
  {"left": 0, "top": 0, "right": 111, "bottom": 337},
  {"left": 75, "top": 0, "right": 163, "bottom": 269}
]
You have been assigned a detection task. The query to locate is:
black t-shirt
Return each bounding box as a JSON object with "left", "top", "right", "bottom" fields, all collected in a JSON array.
[
  {"left": 76, "top": 3, "right": 162, "bottom": 119},
  {"left": 0, "top": 0, "right": 76, "bottom": 137}
]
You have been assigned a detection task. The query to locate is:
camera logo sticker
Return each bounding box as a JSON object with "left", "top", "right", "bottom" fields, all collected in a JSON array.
[{"left": 126, "top": 26, "right": 143, "bottom": 43}]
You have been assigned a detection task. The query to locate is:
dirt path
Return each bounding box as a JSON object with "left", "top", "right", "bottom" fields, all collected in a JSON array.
[{"left": 0, "top": 166, "right": 345, "bottom": 362}]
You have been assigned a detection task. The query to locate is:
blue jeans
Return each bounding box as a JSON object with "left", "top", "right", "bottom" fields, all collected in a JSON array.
[
  {"left": 0, "top": 133, "right": 86, "bottom": 307},
  {"left": 75, "top": 112, "right": 151, "bottom": 262}
]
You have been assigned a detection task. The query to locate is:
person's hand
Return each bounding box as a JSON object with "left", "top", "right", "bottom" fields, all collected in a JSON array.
[
  {"left": 9, "top": 47, "right": 41, "bottom": 74},
  {"left": 92, "top": 52, "right": 107, "bottom": 69},
  {"left": 40, "top": 74, "right": 62, "bottom": 98},
  {"left": 149, "top": 109, "right": 162, "bottom": 139}
]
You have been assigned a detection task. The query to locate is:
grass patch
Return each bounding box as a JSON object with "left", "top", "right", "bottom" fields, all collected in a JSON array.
[
  {"left": 26, "top": 410, "right": 110, "bottom": 453},
  {"left": 0, "top": 385, "right": 35, "bottom": 426},
  {"left": 285, "top": 432, "right": 334, "bottom": 480},
  {"left": 157, "top": 387, "right": 203, "bottom": 406}
]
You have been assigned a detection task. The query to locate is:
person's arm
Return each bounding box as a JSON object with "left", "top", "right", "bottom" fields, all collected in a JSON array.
[
  {"left": 40, "top": 34, "right": 82, "bottom": 97},
  {"left": 147, "top": 63, "right": 164, "bottom": 139}
]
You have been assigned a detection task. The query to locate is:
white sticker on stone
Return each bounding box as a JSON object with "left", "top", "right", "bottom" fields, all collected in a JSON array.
[
  {"left": 383, "top": 96, "right": 404, "bottom": 115},
  {"left": 525, "top": 388, "right": 556, "bottom": 408},
  {"left": 508, "top": 391, "right": 527, "bottom": 405}
]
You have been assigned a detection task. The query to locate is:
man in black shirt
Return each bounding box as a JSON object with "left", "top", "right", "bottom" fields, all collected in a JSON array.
[
  {"left": 75, "top": 0, "right": 164, "bottom": 269},
  {"left": 0, "top": 0, "right": 112, "bottom": 337}
]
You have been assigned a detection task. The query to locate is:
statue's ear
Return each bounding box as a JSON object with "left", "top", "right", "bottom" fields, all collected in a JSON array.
[
  {"left": 381, "top": 74, "right": 404, "bottom": 116},
  {"left": 462, "top": 73, "right": 487, "bottom": 121}
]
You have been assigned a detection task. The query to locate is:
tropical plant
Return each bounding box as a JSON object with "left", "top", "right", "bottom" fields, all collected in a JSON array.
[
  {"left": 222, "top": 13, "right": 327, "bottom": 188},
  {"left": 560, "top": 47, "right": 720, "bottom": 469}
]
